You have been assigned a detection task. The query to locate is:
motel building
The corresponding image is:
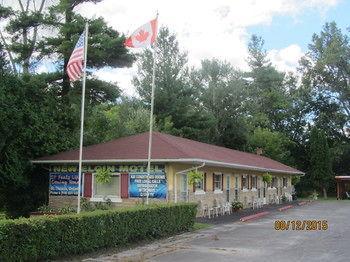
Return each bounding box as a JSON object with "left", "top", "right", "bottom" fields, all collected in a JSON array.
[{"left": 32, "top": 132, "right": 304, "bottom": 214}]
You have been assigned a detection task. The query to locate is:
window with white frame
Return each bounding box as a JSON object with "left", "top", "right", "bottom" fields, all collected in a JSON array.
[
  {"left": 272, "top": 177, "right": 277, "bottom": 188},
  {"left": 93, "top": 174, "right": 120, "bottom": 198},
  {"left": 283, "top": 177, "right": 287, "bottom": 187},
  {"left": 214, "top": 173, "right": 222, "bottom": 191},
  {"left": 241, "top": 175, "right": 248, "bottom": 189},
  {"left": 194, "top": 177, "right": 204, "bottom": 191},
  {"left": 251, "top": 176, "right": 257, "bottom": 189}
]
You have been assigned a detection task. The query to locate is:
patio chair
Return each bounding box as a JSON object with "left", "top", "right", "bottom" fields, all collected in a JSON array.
[
  {"left": 223, "top": 202, "right": 231, "bottom": 215},
  {"left": 213, "top": 199, "right": 221, "bottom": 217},
  {"left": 256, "top": 198, "right": 263, "bottom": 208},
  {"left": 201, "top": 203, "right": 208, "bottom": 217}
]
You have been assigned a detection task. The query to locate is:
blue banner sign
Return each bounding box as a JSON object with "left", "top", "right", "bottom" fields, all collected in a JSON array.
[
  {"left": 49, "top": 173, "right": 79, "bottom": 196},
  {"left": 129, "top": 172, "right": 167, "bottom": 199}
]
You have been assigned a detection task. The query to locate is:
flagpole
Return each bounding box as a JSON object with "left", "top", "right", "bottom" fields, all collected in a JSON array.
[
  {"left": 77, "top": 22, "right": 89, "bottom": 214},
  {"left": 146, "top": 13, "right": 158, "bottom": 205}
]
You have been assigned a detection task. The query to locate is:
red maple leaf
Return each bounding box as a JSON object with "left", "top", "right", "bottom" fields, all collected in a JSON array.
[{"left": 135, "top": 29, "right": 149, "bottom": 42}]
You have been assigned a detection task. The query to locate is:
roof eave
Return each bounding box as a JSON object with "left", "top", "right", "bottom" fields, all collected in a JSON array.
[{"left": 31, "top": 158, "right": 304, "bottom": 175}]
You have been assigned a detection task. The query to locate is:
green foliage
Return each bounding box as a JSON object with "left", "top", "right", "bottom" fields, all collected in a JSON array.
[
  {"left": 308, "top": 127, "right": 333, "bottom": 197},
  {"left": 84, "top": 99, "right": 151, "bottom": 145},
  {"left": 37, "top": 205, "right": 55, "bottom": 213},
  {"left": 0, "top": 75, "right": 68, "bottom": 217},
  {"left": 0, "top": 203, "right": 197, "bottom": 261},
  {"left": 231, "top": 201, "right": 243, "bottom": 211},
  {"left": 301, "top": 22, "right": 350, "bottom": 123},
  {"left": 191, "top": 58, "right": 249, "bottom": 149},
  {"left": 187, "top": 171, "right": 204, "bottom": 186},
  {"left": 57, "top": 206, "right": 76, "bottom": 214},
  {"left": 281, "top": 195, "right": 288, "bottom": 203},
  {"left": 262, "top": 173, "right": 273, "bottom": 184},
  {"left": 134, "top": 27, "right": 213, "bottom": 140},
  {"left": 95, "top": 167, "right": 112, "bottom": 184},
  {"left": 248, "top": 128, "right": 294, "bottom": 164},
  {"left": 291, "top": 176, "right": 301, "bottom": 186}
]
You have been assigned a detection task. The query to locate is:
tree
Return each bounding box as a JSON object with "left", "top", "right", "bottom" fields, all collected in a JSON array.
[
  {"left": 1, "top": 0, "right": 133, "bottom": 101},
  {"left": 246, "top": 35, "right": 292, "bottom": 133},
  {"left": 248, "top": 128, "right": 294, "bottom": 165},
  {"left": 0, "top": 73, "right": 77, "bottom": 217},
  {"left": 300, "top": 22, "right": 350, "bottom": 129},
  {"left": 308, "top": 127, "right": 333, "bottom": 198},
  {"left": 84, "top": 98, "right": 151, "bottom": 145},
  {"left": 134, "top": 27, "right": 212, "bottom": 140},
  {"left": 190, "top": 58, "right": 249, "bottom": 149},
  {"left": 0, "top": 43, "right": 8, "bottom": 74}
]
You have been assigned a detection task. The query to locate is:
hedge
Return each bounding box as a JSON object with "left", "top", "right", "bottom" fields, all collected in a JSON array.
[{"left": 0, "top": 203, "right": 197, "bottom": 261}]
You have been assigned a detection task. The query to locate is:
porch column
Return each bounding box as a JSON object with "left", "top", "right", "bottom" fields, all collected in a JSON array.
[
  {"left": 337, "top": 181, "right": 340, "bottom": 200},
  {"left": 174, "top": 173, "right": 177, "bottom": 203}
]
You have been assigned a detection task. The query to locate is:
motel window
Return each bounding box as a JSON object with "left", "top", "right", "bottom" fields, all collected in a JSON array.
[
  {"left": 241, "top": 175, "right": 248, "bottom": 190},
  {"left": 195, "top": 177, "right": 204, "bottom": 191},
  {"left": 283, "top": 177, "right": 287, "bottom": 187},
  {"left": 214, "top": 173, "right": 223, "bottom": 191},
  {"left": 251, "top": 176, "right": 257, "bottom": 189},
  {"left": 93, "top": 174, "right": 120, "bottom": 198},
  {"left": 272, "top": 177, "right": 277, "bottom": 188}
]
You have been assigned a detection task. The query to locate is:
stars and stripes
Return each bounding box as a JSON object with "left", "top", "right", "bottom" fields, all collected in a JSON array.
[{"left": 67, "top": 32, "right": 85, "bottom": 82}]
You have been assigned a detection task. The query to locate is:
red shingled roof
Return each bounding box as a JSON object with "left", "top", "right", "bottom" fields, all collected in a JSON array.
[{"left": 32, "top": 132, "right": 303, "bottom": 174}]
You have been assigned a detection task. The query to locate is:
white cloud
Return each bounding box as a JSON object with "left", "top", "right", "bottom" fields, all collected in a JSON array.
[
  {"left": 93, "top": 66, "right": 138, "bottom": 97},
  {"left": 75, "top": 0, "right": 339, "bottom": 96},
  {"left": 268, "top": 44, "right": 304, "bottom": 73}
]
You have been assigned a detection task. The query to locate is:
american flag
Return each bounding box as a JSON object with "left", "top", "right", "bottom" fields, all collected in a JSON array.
[{"left": 67, "top": 31, "right": 85, "bottom": 82}]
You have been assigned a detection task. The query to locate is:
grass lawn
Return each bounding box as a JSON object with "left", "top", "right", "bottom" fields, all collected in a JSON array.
[{"left": 192, "top": 222, "right": 211, "bottom": 231}]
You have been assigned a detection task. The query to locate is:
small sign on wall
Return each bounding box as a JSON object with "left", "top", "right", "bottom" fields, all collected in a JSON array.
[
  {"left": 49, "top": 173, "right": 81, "bottom": 196},
  {"left": 129, "top": 172, "right": 167, "bottom": 199}
]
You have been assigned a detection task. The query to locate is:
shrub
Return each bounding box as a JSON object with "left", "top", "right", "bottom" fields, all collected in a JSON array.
[
  {"left": 0, "top": 203, "right": 197, "bottom": 261},
  {"left": 281, "top": 195, "right": 288, "bottom": 203},
  {"left": 37, "top": 205, "right": 54, "bottom": 213},
  {"left": 187, "top": 171, "right": 203, "bottom": 186},
  {"left": 231, "top": 201, "right": 243, "bottom": 211},
  {"left": 57, "top": 206, "right": 76, "bottom": 214},
  {"left": 262, "top": 173, "right": 272, "bottom": 184},
  {"left": 95, "top": 167, "right": 112, "bottom": 184}
]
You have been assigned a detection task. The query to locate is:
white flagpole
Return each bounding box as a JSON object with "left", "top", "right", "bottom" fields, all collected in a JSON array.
[
  {"left": 146, "top": 14, "right": 158, "bottom": 205},
  {"left": 77, "top": 22, "right": 89, "bottom": 214}
]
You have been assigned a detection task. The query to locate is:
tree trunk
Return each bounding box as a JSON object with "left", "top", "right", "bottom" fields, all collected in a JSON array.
[{"left": 322, "top": 187, "right": 327, "bottom": 199}]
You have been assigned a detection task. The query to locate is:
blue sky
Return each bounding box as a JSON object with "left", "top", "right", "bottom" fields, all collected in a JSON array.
[{"left": 248, "top": 0, "right": 349, "bottom": 51}]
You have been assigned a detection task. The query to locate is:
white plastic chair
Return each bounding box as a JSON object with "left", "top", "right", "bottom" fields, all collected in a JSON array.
[{"left": 223, "top": 202, "right": 231, "bottom": 215}]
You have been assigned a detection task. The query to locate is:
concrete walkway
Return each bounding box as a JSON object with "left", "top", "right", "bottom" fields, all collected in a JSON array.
[{"left": 81, "top": 201, "right": 350, "bottom": 262}]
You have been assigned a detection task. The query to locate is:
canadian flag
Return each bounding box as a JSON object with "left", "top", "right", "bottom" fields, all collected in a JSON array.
[{"left": 124, "top": 18, "right": 158, "bottom": 48}]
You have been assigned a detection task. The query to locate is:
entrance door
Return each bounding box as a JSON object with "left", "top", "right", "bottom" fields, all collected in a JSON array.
[
  {"left": 179, "top": 174, "right": 188, "bottom": 202},
  {"left": 226, "top": 174, "right": 230, "bottom": 202}
]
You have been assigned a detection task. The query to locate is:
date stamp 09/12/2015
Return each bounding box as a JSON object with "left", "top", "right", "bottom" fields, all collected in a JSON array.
[{"left": 274, "top": 220, "right": 328, "bottom": 231}]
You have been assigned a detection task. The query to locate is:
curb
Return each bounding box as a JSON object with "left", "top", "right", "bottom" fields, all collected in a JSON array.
[
  {"left": 240, "top": 211, "right": 270, "bottom": 222},
  {"left": 298, "top": 201, "right": 307, "bottom": 206},
  {"left": 278, "top": 205, "right": 294, "bottom": 211}
]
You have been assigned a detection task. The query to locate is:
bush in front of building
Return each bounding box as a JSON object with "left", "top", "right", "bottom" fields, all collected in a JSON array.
[
  {"left": 231, "top": 201, "right": 244, "bottom": 211},
  {"left": 0, "top": 203, "right": 197, "bottom": 261}
]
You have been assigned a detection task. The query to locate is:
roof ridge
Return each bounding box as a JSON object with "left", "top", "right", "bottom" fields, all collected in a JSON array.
[
  {"left": 158, "top": 132, "right": 270, "bottom": 160},
  {"left": 154, "top": 132, "right": 192, "bottom": 158}
]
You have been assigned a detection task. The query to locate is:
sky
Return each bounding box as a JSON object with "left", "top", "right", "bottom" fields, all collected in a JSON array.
[
  {"left": 74, "top": 0, "right": 349, "bottom": 96},
  {"left": 5, "top": 0, "right": 348, "bottom": 96}
]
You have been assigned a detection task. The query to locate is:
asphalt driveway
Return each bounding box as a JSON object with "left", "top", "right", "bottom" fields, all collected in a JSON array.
[
  {"left": 151, "top": 201, "right": 350, "bottom": 262},
  {"left": 82, "top": 201, "right": 350, "bottom": 262}
]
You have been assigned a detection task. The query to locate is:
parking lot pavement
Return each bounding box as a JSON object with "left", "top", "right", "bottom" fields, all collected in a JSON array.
[{"left": 150, "top": 201, "right": 350, "bottom": 262}]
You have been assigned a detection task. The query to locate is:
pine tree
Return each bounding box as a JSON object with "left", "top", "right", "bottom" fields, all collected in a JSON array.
[{"left": 309, "top": 127, "right": 333, "bottom": 198}]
